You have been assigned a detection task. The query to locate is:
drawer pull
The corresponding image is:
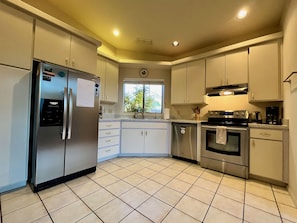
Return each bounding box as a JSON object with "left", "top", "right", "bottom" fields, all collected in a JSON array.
[
  {"left": 260, "top": 132, "right": 271, "bottom": 137},
  {"left": 105, "top": 149, "right": 111, "bottom": 152},
  {"left": 105, "top": 132, "right": 112, "bottom": 135},
  {"left": 105, "top": 140, "right": 111, "bottom": 143},
  {"left": 106, "top": 124, "right": 112, "bottom": 127}
]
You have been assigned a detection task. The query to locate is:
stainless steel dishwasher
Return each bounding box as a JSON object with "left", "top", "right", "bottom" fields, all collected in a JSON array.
[{"left": 171, "top": 122, "right": 197, "bottom": 162}]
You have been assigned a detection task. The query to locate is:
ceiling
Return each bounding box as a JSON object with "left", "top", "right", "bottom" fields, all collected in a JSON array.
[{"left": 22, "top": 0, "right": 287, "bottom": 60}]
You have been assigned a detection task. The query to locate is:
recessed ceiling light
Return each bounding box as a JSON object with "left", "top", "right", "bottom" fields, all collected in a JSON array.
[
  {"left": 172, "top": 41, "right": 179, "bottom": 47},
  {"left": 237, "top": 9, "right": 248, "bottom": 19},
  {"left": 113, "top": 29, "right": 120, "bottom": 36}
]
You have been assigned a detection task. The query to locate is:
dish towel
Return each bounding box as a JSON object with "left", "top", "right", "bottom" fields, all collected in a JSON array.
[{"left": 216, "top": 126, "right": 227, "bottom": 145}]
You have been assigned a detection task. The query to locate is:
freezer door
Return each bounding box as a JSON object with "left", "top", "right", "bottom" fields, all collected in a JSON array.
[
  {"left": 33, "top": 62, "right": 68, "bottom": 185},
  {"left": 64, "top": 70, "right": 99, "bottom": 175}
]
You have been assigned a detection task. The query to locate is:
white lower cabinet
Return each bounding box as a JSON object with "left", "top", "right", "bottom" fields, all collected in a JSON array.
[
  {"left": 98, "top": 121, "right": 120, "bottom": 162},
  {"left": 249, "top": 127, "right": 288, "bottom": 183},
  {"left": 121, "top": 121, "right": 169, "bottom": 155}
]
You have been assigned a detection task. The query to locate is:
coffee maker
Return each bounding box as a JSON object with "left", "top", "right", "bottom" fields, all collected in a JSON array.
[{"left": 266, "top": 106, "right": 279, "bottom": 124}]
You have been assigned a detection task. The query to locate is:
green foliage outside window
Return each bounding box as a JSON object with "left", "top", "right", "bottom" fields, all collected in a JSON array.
[{"left": 124, "top": 83, "right": 163, "bottom": 113}]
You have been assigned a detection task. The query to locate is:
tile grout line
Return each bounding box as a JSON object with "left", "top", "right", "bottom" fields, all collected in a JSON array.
[
  {"left": 159, "top": 163, "right": 207, "bottom": 222},
  {"left": 242, "top": 177, "right": 247, "bottom": 223},
  {"left": 36, "top": 192, "right": 54, "bottom": 223},
  {"left": 113, "top": 157, "right": 195, "bottom": 222},
  {"left": 200, "top": 171, "right": 224, "bottom": 223},
  {"left": 65, "top": 181, "right": 106, "bottom": 223},
  {"left": 270, "top": 184, "right": 284, "bottom": 223}
]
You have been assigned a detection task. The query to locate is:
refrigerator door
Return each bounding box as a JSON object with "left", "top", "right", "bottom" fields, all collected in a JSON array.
[
  {"left": 33, "top": 62, "right": 68, "bottom": 185},
  {"left": 64, "top": 70, "right": 99, "bottom": 175}
]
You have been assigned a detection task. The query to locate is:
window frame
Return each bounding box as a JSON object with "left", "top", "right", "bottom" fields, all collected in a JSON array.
[{"left": 123, "top": 79, "right": 165, "bottom": 114}]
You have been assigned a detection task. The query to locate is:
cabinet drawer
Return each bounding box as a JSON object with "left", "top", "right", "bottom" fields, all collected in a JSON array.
[
  {"left": 99, "top": 129, "right": 120, "bottom": 138},
  {"left": 99, "top": 121, "right": 121, "bottom": 129},
  {"left": 122, "top": 121, "right": 168, "bottom": 129},
  {"left": 98, "top": 136, "right": 120, "bottom": 148},
  {"left": 250, "top": 128, "right": 282, "bottom": 141},
  {"left": 98, "top": 146, "right": 119, "bottom": 158}
]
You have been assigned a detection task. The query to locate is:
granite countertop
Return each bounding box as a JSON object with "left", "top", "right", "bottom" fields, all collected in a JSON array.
[{"left": 248, "top": 123, "right": 289, "bottom": 130}]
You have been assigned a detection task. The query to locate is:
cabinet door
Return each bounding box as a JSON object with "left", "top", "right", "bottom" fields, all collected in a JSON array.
[
  {"left": 187, "top": 60, "right": 206, "bottom": 103},
  {"left": 97, "top": 58, "right": 106, "bottom": 101},
  {"left": 0, "top": 3, "right": 33, "bottom": 69},
  {"left": 249, "top": 42, "right": 281, "bottom": 101},
  {"left": 226, "top": 51, "right": 248, "bottom": 85},
  {"left": 34, "top": 20, "right": 71, "bottom": 67},
  {"left": 171, "top": 63, "right": 187, "bottom": 104},
  {"left": 121, "top": 129, "right": 144, "bottom": 153},
  {"left": 70, "top": 36, "right": 97, "bottom": 74},
  {"left": 144, "top": 129, "right": 168, "bottom": 154},
  {"left": 250, "top": 138, "right": 283, "bottom": 181},
  {"left": 206, "top": 55, "right": 225, "bottom": 88},
  {"left": 105, "top": 60, "right": 119, "bottom": 103}
]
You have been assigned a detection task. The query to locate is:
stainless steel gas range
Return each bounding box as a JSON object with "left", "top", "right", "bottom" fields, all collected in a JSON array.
[{"left": 200, "top": 110, "right": 249, "bottom": 179}]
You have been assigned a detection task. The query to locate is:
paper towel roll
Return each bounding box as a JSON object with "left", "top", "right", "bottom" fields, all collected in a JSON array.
[{"left": 163, "top": 108, "right": 170, "bottom": 119}]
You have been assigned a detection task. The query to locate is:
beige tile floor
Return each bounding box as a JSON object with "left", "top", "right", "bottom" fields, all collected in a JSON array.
[{"left": 1, "top": 157, "right": 297, "bottom": 223}]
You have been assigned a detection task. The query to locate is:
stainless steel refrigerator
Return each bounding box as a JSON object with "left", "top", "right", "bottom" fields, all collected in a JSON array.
[{"left": 29, "top": 60, "right": 100, "bottom": 192}]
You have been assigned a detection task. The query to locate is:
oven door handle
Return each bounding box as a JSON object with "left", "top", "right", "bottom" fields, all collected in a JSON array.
[{"left": 201, "top": 125, "right": 248, "bottom": 131}]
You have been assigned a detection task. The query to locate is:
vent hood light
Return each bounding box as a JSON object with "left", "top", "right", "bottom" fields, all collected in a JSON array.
[{"left": 219, "top": 90, "right": 234, "bottom": 96}]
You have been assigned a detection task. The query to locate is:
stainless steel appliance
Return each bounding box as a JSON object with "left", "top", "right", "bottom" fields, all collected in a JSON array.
[
  {"left": 251, "top": 111, "right": 262, "bottom": 123},
  {"left": 172, "top": 122, "right": 197, "bottom": 162},
  {"left": 266, "top": 106, "right": 279, "bottom": 124},
  {"left": 201, "top": 110, "right": 249, "bottom": 178},
  {"left": 29, "top": 60, "right": 100, "bottom": 192}
]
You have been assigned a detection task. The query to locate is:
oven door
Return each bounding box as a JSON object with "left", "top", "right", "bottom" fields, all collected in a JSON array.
[{"left": 201, "top": 125, "right": 248, "bottom": 166}]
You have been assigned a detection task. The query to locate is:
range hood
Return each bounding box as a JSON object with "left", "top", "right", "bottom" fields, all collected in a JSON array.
[{"left": 206, "top": 84, "right": 248, "bottom": 96}]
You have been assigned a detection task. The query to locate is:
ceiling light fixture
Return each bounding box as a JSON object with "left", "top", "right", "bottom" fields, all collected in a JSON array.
[
  {"left": 237, "top": 9, "right": 248, "bottom": 19},
  {"left": 172, "top": 41, "right": 179, "bottom": 47},
  {"left": 113, "top": 29, "right": 120, "bottom": 36}
]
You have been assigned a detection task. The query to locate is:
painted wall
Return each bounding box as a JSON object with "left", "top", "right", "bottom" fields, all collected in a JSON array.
[
  {"left": 170, "top": 95, "right": 282, "bottom": 122},
  {"left": 282, "top": 0, "right": 297, "bottom": 205}
]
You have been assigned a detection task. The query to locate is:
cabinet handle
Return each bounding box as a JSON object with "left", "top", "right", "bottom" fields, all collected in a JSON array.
[
  {"left": 252, "top": 139, "right": 255, "bottom": 147},
  {"left": 105, "top": 149, "right": 111, "bottom": 152},
  {"left": 105, "top": 140, "right": 111, "bottom": 143},
  {"left": 251, "top": 92, "right": 254, "bottom": 99},
  {"left": 65, "top": 57, "right": 69, "bottom": 66},
  {"left": 141, "top": 130, "right": 143, "bottom": 136},
  {"left": 72, "top": 59, "right": 75, "bottom": 67},
  {"left": 260, "top": 132, "right": 271, "bottom": 137},
  {"left": 105, "top": 132, "right": 112, "bottom": 135},
  {"left": 106, "top": 124, "right": 112, "bottom": 127},
  {"left": 145, "top": 131, "right": 148, "bottom": 136}
]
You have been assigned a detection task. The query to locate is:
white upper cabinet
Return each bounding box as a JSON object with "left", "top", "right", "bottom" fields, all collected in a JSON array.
[
  {"left": 0, "top": 2, "right": 33, "bottom": 69},
  {"left": 34, "top": 20, "right": 97, "bottom": 74},
  {"left": 206, "top": 50, "right": 248, "bottom": 88},
  {"left": 171, "top": 63, "right": 187, "bottom": 104},
  {"left": 206, "top": 55, "right": 225, "bottom": 88},
  {"left": 225, "top": 51, "right": 248, "bottom": 85},
  {"left": 171, "top": 59, "right": 206, "bottom": 104},
  {"left": 248, "top": 41, "right": 281, "bottom": 101},
  {"left": 96, "top": 57, "right": 119, "bottom": 103}
]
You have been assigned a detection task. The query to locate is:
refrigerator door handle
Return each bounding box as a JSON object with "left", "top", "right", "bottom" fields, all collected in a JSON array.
[
  {"left": 62, "top": 87, "right": 68, "bottom": 140},
  {"left": 67, "top": 88, "right": 73, "bottom": 140}
]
